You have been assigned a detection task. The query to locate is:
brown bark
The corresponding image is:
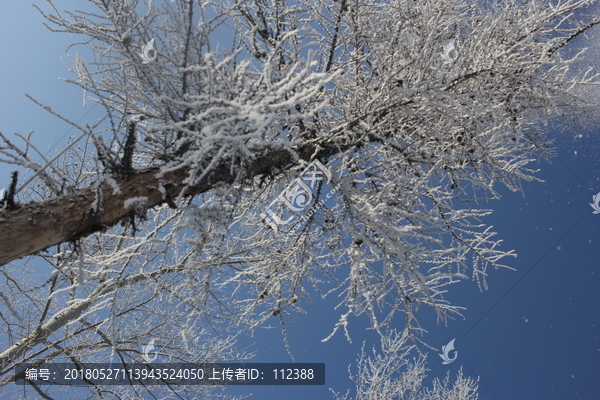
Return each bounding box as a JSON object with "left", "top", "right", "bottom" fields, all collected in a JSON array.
[{"left": 0, "top": 147, "right": 307, "bottom": 266}]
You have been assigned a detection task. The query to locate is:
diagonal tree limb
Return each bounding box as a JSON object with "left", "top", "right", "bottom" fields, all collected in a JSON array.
[{"left": 0, "top": 144, "right": 338, "bottom": 267}]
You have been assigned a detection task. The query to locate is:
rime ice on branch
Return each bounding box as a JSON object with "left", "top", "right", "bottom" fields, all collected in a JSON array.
[{"left": 1, "top": 1, "right": 599, "bottom": 399}]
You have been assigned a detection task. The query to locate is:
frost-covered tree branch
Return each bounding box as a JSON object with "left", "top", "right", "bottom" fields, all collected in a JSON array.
[
  {"left": 331, "top": 329, "right": 479, "bottom": 400},
  {"left": 1, "top": 0, "right": 599, "bottom": 398}
]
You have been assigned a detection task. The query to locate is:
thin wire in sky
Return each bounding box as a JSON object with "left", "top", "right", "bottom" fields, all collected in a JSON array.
[
  {"left": 464, "top": 214, "right": 586, "bottom": 336},
  {"left": 465, "top": 364, "right": 504, "bottom": 400},
  {"left": 47, "top": 102, "right": 98, "bottom": 153}
]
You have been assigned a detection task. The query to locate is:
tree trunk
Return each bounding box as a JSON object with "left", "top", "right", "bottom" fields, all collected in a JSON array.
[{"left": 0, "top": 147, "right": 309, "bottom": 266}]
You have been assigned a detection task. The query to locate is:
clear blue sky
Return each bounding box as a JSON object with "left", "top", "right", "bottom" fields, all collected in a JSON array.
[{"left": 1, "top": 1, "right": 599, "bottom": 399}]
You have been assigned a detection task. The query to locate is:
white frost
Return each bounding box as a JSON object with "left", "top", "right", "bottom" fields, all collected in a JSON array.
[
  {"left": 104, "top": 175, "right": 122, "bottom": 195},
  {"left": 124, "top": 196, "right": 149, "bottom": 209}
]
